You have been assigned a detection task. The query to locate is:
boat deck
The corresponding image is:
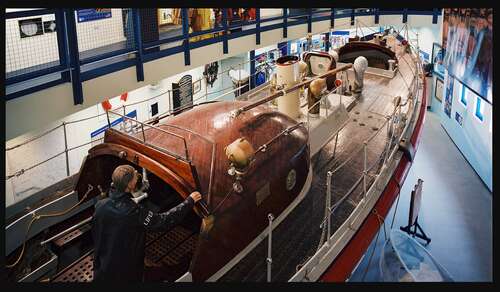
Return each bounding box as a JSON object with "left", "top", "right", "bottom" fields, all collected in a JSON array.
[{"left": 219, "top": 38, "right": 417, "bottom": 281}]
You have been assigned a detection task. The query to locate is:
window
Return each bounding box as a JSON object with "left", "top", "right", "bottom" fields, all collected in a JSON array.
[
  {"left": 460, "top": 84, "right": 467, "bottom": 107},
  {"left": 475, "top": 97, "right": 484, "bottom": 122}
]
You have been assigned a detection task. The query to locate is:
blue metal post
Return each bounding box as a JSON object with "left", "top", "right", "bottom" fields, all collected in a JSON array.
[
  {"left": 432, "top": 8, "right": 439, "bottom": 24},
  {"left": 181, "top": 8, "right": 190, "bottom": 65},
  {"left": 250, "top": 50, "right": 256, "bottom": 89},
  {"left": 222, "top": 8, "right": 228, "bottom": 54},
  {"left": 324, "top": 32, "right": 330, "bottom": 52},
  {"left": 278, "top": 42, "right": 288, "bottom": 57},
  {"left": 283, "top": 8, "right": 288, "bottom": 38},
  {"left": 350, "top": 9, "right": 355, "bottom": 26},
  {"left": 132, "top": 9, "right": 144, "bottom": 81},
  {"left": 55, "top": 9, "right": 70, "bottom": 82},
  {"left": 330, "top": 8, "right": 335, "bottom": 28},
  {"left": 403, "top": 9, "right": 408, "bottom": 23},
  {"left": 307, "top": 8, "right": 312, "bottom": 33},
  {"left": 65, "top": 9, "right": 83, "bottom": 105},
  {"left": 256, "top": 9, "right": 261, "bottom": 45},
  {"left": 374, "top": 8, "right": 379, "bottom": 24}
]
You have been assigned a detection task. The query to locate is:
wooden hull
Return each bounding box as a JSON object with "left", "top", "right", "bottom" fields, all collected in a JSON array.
[{"left": 73, "top": 100, "right": 310, "bottom": 281}]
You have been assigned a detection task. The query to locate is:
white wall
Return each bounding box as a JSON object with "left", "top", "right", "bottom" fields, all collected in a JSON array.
[
  {"left": 260, "top": 9, "right": 282, "bottom": 18},
  {"left": 437, "top": 71, "right": 492, "bottom": 191}
]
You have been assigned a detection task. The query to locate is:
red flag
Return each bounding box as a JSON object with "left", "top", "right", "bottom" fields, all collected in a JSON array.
[
  {"left": 101, "top": 100, "right": 112, "bottom": 111},
  {"left": 120, "top": 92, "right": 128, "bottom": 102}
]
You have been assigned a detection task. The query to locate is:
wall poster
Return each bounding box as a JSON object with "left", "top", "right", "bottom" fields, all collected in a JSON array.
[
  {"left": 455, "top": 112, "right": 464, "bottom": 126},
  {"left": 442, "top": 8, "right": 492, "bottom": 103},
  {"left": 77, "top": 9, "right": 112, "bottom": 23},
  {"left": 18, "top": 18, "right": 43, "bottom": 38},
  {"left": 443, "top": 72, "right": 454, "bottom": 118},
  {"left": 43, "top": 20, "right": 56, "bottom": 33},
  {"left": 434, "top": 78, "right": 443, "bottom": 102}
]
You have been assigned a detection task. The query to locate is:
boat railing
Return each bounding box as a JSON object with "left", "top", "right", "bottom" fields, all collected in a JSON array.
[{"left": 291, "top": 34, "right": 422, "bottom": 281}]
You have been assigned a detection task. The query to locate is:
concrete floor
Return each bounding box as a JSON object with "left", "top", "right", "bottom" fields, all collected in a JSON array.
[{"left": 349, "top": 110, "right": 492, "bottom": 282}]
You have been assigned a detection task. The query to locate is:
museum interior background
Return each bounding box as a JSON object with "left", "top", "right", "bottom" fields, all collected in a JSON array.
[{"left": 5, "top": 8, "right": 492, "bottom": 281}]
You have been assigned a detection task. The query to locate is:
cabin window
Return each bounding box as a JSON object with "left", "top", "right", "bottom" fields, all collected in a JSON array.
[
  {"left": 475, "top": 97, "right": 484, "bottom": 122},
  {"left": 460, "top": 84, "right": 467, "bottom": 107}
]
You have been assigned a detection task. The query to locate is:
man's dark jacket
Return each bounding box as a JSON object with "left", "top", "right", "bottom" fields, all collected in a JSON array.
[{"left": 92, "top": 187, "right": 194, "bottom": 281}]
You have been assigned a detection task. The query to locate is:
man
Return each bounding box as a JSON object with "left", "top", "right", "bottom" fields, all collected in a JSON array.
[{"left": 92, "top": 164, "right": 202, "bottom": 281}]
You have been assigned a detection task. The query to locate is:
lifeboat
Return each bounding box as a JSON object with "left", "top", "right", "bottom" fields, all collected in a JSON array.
[
  {"left": 72, "top": 100, "right": 311, "bottom": 281},
  {"left": 5, "top": 29, "right": 426, "bottom": 283}
]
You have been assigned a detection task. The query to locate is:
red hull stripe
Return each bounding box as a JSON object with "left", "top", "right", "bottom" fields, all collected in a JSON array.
[{"left": 319, "top": 75, "right": 427, "bottom": 282}]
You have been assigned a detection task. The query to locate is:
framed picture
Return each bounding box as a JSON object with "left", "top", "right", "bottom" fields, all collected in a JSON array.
[
  {"left": 455, "top": 112, "right": 463, "bottom": 126},
  {"left": 434, "top": 78, "right": 443, "bottom": 103},
  {"left": 192, "top": 79, "right": 202, "bottom": 94},
  {"left": 43, "top": 20, "right": 56, "bottom": 33},
  {"left": 19, "top": 18, "right": 43, "bottom": 38},
  {"left": 443, "top": 74, "right": 454, "bottom": 118},
  {"left": 158, "top": 9, "right": 174, "bottom": 25}
]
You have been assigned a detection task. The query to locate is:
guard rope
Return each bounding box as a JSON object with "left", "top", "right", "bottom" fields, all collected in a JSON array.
[
  {"left": 6, "top": 184, "right": 94, "bottom": 269},
  {"left": 360, "top": 208, "right": 385, "bottom": 281}
]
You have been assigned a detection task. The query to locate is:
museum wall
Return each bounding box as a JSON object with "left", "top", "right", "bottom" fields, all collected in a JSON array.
[
  {"left": 435, "top": 72, "right": 493, "bottom": 191},
  {"left": 429, "top": 9, "right": 493, "bottom": 191}
]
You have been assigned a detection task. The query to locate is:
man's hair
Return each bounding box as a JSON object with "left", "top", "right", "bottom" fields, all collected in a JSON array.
[{"left": 112, "top": 165, "right": 137, "bottom": 192}]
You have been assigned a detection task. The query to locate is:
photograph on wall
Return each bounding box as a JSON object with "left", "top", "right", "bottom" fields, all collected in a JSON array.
[
  {"left": 443, "top": 72, "right": 454, "bottom": 118},
  {"left": 432, "top": 43, "right": 446, "bottom": 78},
  {"left": 455, "top": 112, "right": 464, "bottom": 126},
  {"left": 435, "top": 78, "right": 444, "bottom": 102},
  {"left": 442, "top": 8, "right": 492, "bottom": 103},
  {"left": 77, "top": 9, "right": 112, "bottom": 23},
  {"left": 192, "top": 79, "right": 202, "bottom": 94},
  {"left": 19, "top": 18, "right": 43, "bottom": 38},
  {"left": 43, "top": 20, "right": 56, "bottom": 33}
]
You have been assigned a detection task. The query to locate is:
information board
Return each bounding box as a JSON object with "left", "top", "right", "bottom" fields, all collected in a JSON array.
[
  {"left": 172, "top": 75, "right": 193, "bottom": 113},
  {"left": 77, "top": 9, "right": 112, "bottom": 23}
]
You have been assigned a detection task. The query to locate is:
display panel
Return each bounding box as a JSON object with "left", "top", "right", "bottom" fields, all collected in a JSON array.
[{"left": 442, "top": 8, "right": 492, "bottom": 103}]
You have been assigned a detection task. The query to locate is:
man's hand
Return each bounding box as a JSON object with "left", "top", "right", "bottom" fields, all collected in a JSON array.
[{"left": 189, "top": 191, "right": 202, "bottom": 203}]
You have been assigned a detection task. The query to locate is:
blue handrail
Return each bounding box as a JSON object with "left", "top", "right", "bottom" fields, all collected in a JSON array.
[{"left": 5, "top": 8, "right": 441, "bottom": 102}]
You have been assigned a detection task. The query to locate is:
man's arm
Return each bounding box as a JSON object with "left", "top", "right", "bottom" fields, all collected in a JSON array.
[{"left": 137, "top": 192, "right": 202, "bottom": 232}]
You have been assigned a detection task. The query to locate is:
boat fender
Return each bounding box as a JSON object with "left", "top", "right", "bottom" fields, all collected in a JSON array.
[
  {"left": 353, "top": 56, "right": 368, "bottom": 93},
  {"left": 224, "top": 138, "right": 255, "bottom": 169},
  {"left": 398, "top": 138, "right": 415, "bottom": 162},
  {"left": 200, "top": 214, "right": 215, "bottom": 236}
]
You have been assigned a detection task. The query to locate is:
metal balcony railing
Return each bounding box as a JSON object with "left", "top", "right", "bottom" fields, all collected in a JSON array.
[{"left": 6, "top": 8, "right": 441, "bottom": 102}]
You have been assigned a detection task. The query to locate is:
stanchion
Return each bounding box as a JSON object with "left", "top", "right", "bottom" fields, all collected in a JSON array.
[
  {"left": 267, "top": 213, "right": 274, "bottom": 282},
  {"left": 62, "top": 122, "right": 70, "bottom": 177},
  {"left": 326, "top": 171, "right": 333, "bottom": 240}
]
